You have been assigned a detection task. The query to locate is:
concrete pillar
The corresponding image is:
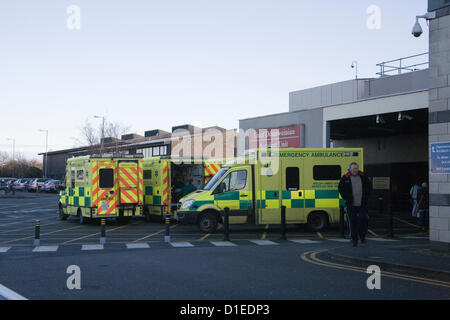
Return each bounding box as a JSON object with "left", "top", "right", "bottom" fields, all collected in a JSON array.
[{"left": 428, "top": 3, "right": 450, "bottom": 251}]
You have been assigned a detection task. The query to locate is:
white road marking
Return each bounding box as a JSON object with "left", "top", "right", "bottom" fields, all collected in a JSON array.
[
  {"left": 169, "top": 242, "right": 194, "bottom": 248},
  {"left": 367, "top": 238, "right": 399, "bottom": 242},
  {"left": 210, "top": 241, "right": 237, "bottom": 247},
  {"left": 82, "top": 244, "right": 104, "bottom": 250},
  {"left": 126, "top": 243, "right": 150, "bottom": 249},
  {"left": 402, "top": 236, "right": 428, "bottom": 239},
  {"left": 32, "top": 246, "right": 59, "bottom": 252},
  {"left": 290, "top": 239, "right": 320, "bottom": 244},
  {"left": 250, "top": 240, "right": 279, "bottom": 246},
  {"left": 0, "top": 283, "right": 27, "bottom": 300},
  {"left": 0, "top": 247, "right": 11, "bottom": 253},
  {"left": 327, "top": 238, "right": 351, "bottom": 242}
]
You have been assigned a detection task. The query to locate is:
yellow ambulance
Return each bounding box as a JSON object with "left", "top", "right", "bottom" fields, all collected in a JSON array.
[
  {"left": 141, "top": 157, "right": 224, "bottom": 220},
  {"left": 176, "top": 148, "right": 363, "bottom": 233},
  {"left": 58, "top": 155, "right": 144, "bottom": 223}
]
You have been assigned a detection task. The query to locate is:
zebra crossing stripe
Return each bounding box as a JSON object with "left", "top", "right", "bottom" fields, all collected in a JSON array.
[
  {"left": 126, "top": 243, "right": 150, "bottom": 249},
  {"left": 367, "top": 238, "right": 399, "bottom": 242},
  {"left": 169, "top": 242, "right": 194, "bottom": 248},
  {"left": 82, "top": 244, "right": 104, "bottom": 250},
  {"left": 32, "top": 246, "right": 58, "bottom": 252},
  {"left": 290, "top": 239, "right": 320, "bottom": 244},
  {"left": 210, "top": 241, "right": 237, "bottom": 247},
  {"left": 250, "top": 240, "right": 279, "bottom": 246},
  {"left": 0, "top": 247, "right": 11, "bottom": 253},
  {"left": 327, "top": 238, "right": 350, "bottom": 243}
]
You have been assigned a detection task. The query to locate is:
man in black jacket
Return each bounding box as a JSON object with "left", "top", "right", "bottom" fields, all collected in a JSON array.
[{"left": 338, "top": 162, "right": 372, "bottom": 247}]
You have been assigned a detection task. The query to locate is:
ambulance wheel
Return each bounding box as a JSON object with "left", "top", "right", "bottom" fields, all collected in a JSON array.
[
  {"left": 58, "top": 205, "right": 68, "bottom": 220},
  {"left": 198, "top": 212, "right": 218, "bottom": 233},
  {"left": 307, "top": 212, "right": 329, "bottom": 232}
]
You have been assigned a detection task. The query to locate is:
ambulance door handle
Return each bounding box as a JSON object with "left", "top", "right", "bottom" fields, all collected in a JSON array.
[
  {"left": 298, "top": 191, "right": 302, "bottom": 197},
  {"left": 240, "top": 194, "right": 248, "bottom": 198}
]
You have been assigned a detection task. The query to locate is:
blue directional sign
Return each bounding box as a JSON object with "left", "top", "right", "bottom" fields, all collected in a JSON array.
[{"left": 430, "top": 142, "right": 450, "bottom": 173}]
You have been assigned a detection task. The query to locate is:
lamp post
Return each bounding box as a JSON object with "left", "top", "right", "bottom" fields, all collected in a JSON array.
[
  {"left": 94, "top": 115, "right": 105, "bottom": 155},
  {"left": 6, "top": 138, "right": 15, "bottom": 177},
  {"left": 39, "top": 130, "right": 48, "bottom": 178}
]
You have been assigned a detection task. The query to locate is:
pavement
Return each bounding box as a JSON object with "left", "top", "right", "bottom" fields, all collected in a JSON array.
[{"left": 325, "top": 237, "right": 450, "bottom": 280}]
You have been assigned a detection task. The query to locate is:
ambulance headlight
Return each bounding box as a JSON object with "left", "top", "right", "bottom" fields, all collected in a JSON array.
[{"left": 181, "top": 200, "right": 195, "bottom": 209}]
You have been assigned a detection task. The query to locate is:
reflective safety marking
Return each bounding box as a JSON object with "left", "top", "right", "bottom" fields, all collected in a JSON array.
[
  {"left": 126, "top": 243, "right": 150, "bottom": 249},
  {"left": 367, "top": 238, "right": 399, "bottom": 242},
  {"left": 169, "top": 242, "right": 194, "bottom": 248},
  {"left": 210, "top": 241, "right": 237, "bottom": 247},
  {"left": 402, "top": 236, "right": 428, "bottom": 239},
  {"left": 32, "top": 246, "right": 59, "bottom": 252},
  {"left": 0, "top": 247, "right": 11, "bottom": 253},
  {"left": 290, "top": 239, "right": 321, "bottom": 244},
  {"left": 0, "top": 283, "right": 27, "bottom": 300},
  {"left": 250, "top": 240, "right": 279, "bottom": 246},
  {"left": 82, "top": 244, "right": 104, "bottom": 250}
]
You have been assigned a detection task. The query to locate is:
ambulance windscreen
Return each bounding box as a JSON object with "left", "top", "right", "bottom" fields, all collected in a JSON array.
[{"left": 203, "top": 168, "right": 228, "bottom": 190}]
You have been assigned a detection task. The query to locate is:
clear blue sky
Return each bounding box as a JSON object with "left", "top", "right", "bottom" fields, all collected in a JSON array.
[{"left": 0, "top": 0, "right": 429, "bottom": 159}]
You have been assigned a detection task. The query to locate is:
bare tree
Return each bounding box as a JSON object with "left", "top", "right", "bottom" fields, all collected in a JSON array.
[{"left": 72, "top": 118, "right": 131, "bottom": 155}]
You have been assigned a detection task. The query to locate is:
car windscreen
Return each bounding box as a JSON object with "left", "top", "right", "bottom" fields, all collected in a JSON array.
[{"left": 203, "top": 168, "right": 229, "bottom": 191}]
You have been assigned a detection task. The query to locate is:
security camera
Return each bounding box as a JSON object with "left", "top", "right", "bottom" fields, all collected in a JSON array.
[
  {"left": 411, "top": 20, "right": 423, "bottom": 37},
  {"left": 411, "top": 12, "right": 436, "bottom": 38}
]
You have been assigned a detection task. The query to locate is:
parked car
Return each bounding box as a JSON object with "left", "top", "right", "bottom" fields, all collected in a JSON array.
[
  {"left": 27, "top": 178, "right": 50, "bottom": 192},
  {"left": 0, "top": 181, "right": 10, "bottom": 195},
  {"left": 13, "top": 179, "right": 29, "bottom": 191},
  {"left": 42, "top": 180, "right": 64, "bottom": 193}
]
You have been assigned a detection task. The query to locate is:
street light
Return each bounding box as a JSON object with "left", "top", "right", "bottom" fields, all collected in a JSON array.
[
  {"left": 39, "top": 129, "right": 48, "bottom": 178},
  {"left": 6, "top": 138, "right": 15, "bottom": 177},
  {"left": 94, "top": 115, "right": 105, "bottom": 155}
]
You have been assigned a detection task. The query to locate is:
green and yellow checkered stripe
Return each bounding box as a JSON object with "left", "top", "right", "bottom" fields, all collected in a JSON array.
[
  {"left": 144, "top": 186, "right": 162, "bottom": 206},
  {"left": 257, "top": 190, "right": 346, "bottom": 209},
  {"left": 61, "top": 187, "right": 91, "bottom": 207}
]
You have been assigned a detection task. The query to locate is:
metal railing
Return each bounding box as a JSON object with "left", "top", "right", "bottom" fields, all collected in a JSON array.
[{"left": 376, "top": 52, "right": 429, "bottom": 77}]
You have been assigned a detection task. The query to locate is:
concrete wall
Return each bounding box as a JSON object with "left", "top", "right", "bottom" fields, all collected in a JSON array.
[
  {"left": 239, "top": 108, "right": 323, "bottom": 149},
  {"left": 332, "top": 133, "right": 428, "bottom": 164},
  {"left": 290, "top": 70, "right": 428, "bottom": 112},
  {"left": 428, "top": 4, "right": 450, "bottom": 251}
]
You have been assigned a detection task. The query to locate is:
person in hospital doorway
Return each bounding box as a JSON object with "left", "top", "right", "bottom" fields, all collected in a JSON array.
[{"left": 338, "top": 162, "right": 372, "bottom": 247}]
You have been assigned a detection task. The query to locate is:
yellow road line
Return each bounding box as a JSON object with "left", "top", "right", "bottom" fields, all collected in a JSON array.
[
  {"left": 261, "top": 224, "right": 269, "bottom": 240},
  {"left": 133, "top": 224, "right": 178, "bottom": 242},
  {"left": 1, "top": 225, "right": 84, "bottom": 244},
  {"left": 199, "top": 233, "right": 211, "bottom": 241},
  {"left": 394, "top": 217, "right": 422, "bottom": 229},
  {"left": 301, "top": 249, "right": 450, "bottom": 288},
  {"left": 62, "top": 223, "right": 137, "bottom": 245},
  {"left": 368, "top": 229, "right": 379, "bottom": 237},
  {"left": 316, "top": 232, "right": 323, "bottom": 239}
]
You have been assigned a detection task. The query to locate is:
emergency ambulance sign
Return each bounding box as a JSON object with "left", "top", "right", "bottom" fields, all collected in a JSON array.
[{"left": 430, "top": 142, "right": 450, "bottom": 174}]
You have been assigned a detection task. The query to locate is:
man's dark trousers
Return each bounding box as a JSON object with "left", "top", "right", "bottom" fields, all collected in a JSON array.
[{"left": 346, "top": 206, "right": 369, "bottom": 243}]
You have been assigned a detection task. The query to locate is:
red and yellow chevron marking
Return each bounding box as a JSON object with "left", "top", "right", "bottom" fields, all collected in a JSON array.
[
  {"left": 162, "top": 162, "right": 168, "bottom": 205},
  {"left": 138, "top": 166, "right": 143, "bottom": 205},
  {"left": 204, "top": 162, "right": 221, "bottom": 183},
  {"left": 92, "top": 165, "right": 99, "bottom": 206},
  {"left": 119, "top": 165, "right": 138, "bottom": 204}
]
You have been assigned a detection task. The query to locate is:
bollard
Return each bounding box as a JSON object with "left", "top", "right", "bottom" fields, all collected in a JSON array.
[
  {"left": 280, "top": 205, "right": 287, "bottom": 240},
  {"left": 100, "top": 219, "right": 106, "bottom": 244},
  {"left": 34, "top": 220, "right": 40, "bottom": 247},
  {"left": 388, "top": 206, "right": 394, "bottom": 238},
  {"left": 223, "top": 207, "right": 230, "bottom": 241},
  {"left": 164, "top": 217, "right": 171, "bottom": 242},
  {"left": 339, "top": 206, "right": 345, "bottom": 238}
]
